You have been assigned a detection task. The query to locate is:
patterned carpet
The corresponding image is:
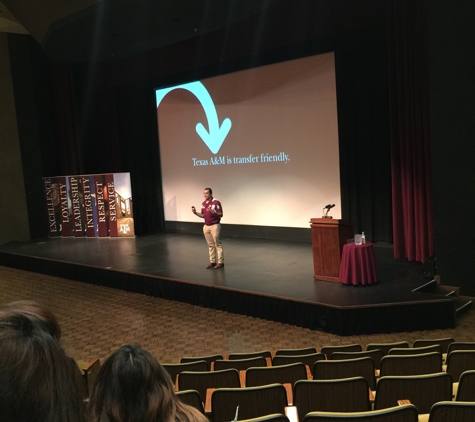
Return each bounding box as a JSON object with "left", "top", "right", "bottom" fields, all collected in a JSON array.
[{"left": 1, "top": 265, "right": 474, "bottom": 364}]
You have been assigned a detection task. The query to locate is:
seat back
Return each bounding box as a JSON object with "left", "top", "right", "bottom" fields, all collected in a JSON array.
[
  {"left": 447, "top": 342, "right": 475, "bottom": 355},
  {"left": 445, "top": 350, "right": 475, "bottom": 381},
  {"left": 413, "top": 337, "right": 454, "bottom": 354},
  {"left": 178, "top": 369, "right": 240, "bottom": 401},
  {"left": 379, "top": 352, "right": 442, "bottom": 377},
  {"left": 374, "top": 372, "right": 453, "bottom": 414},
  {"left": 246, "top": 362, "right": 307, "bottom": 387},
  {"left": 211, "top": 384, "right": 288, "bottom": 422},
  {"left": 272, "top": 352, "right": 325, "bottom": 368},
  {"left": 367, "top": 341, "right": 409, "bottom": 356},
  {"left": 388, "top": 345, "right": 442, "bottom": 356},
  {"left": 293, "top": 377, "right": 371, "bottom": 421},
  {"left": 456, "top": 370, "right": 475, "bottom": 401},
  {"left": 239, "top": 414, "right": 290, "bottom": 422},
  {"left": 214, "top": 356, "right": 267, "bottom": 371},
  {"left": 175, "top": 389, "right": 205, "bottom": 414},
  {"left": 313, "top": 357, "right": 376, "bottom": 390},
  {"left": 275, "top": 347, "right": 317, "bottom": 356},
  {"left": 320, "top": 344, "right": 362, "bottom": 358},
  {"left": 79, "top": 357, "right": 101, "bottom": 398},
  {"left": 428, "top": 401, "right": 475, "bottom": 422},
  {"left": 330, "top": 349, "right": 384, "bottom": 370},
  {"left": 228, "top": 350, "right": 272, "bottom": 360},
  {"left": 180, "top": 354, "right": 223, "bottom": 369},
  {"left": 301, "top": 404, "right": 418, "bottom": 422},
  {"left": 163, "top": 360, "right": 208, "bottom": 385}
]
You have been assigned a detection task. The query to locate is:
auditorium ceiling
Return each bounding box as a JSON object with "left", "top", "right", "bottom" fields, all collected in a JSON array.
[
  {"left": 1, "top": 0, "right": 386, "bottom": 64},
  {"left": 0, "top": 0, "right": 290, "bottom": 63}
]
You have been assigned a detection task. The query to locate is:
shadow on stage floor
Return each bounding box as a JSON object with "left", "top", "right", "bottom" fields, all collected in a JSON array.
[{"left": 0, "top": 232, "right": 456, "bottom": 335}]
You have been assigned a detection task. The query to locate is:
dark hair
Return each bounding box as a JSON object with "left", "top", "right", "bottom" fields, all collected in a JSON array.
[
  {"left": 89, "top": 344, "right": 208, "bottom": 422},
  {"left": 204, "top": 187, "right": 212, "bottom": 195},
  {"left": 0, "top": 300, "right": 61, "bottom": 339},
  {"left": 0, "top": 301, "right": 85, "bottom": 422}
]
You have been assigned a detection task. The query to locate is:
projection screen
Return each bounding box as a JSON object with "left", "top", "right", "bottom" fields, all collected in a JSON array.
[{"left": 156, "top": 51, "right": 341, "bottom": 228}]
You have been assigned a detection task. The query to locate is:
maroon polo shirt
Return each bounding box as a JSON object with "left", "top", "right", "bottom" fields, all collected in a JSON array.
[{"left": 201, "top": 198, "right": 223, "bottom": 225}]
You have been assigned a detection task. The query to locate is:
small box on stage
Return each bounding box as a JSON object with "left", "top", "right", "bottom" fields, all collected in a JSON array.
[{"left": 310, "top": 218, "right": 354, "bottom": 282}]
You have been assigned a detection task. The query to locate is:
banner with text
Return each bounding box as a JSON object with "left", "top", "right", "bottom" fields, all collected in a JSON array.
[{"left": 42, "top": 172, "right": 135, "bottom": 238}]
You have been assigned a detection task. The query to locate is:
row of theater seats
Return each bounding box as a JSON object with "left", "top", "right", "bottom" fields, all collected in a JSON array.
[
  {"left": 178, "top": 371, "right": 475, "bottom": 420},
  {"left": 202, "top": 402, "right": 475, "bottom": 422},
  {"left": 158, "top": 338, "right": 475, "bottom": 422}
]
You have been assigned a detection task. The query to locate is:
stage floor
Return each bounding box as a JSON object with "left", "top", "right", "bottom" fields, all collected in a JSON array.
[{"left": 0, "top": 233, "right": 457, "bottom": 335}]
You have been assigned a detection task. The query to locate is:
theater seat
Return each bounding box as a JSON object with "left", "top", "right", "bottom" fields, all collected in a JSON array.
[{"left": 302, "top": 404, "right": 418, "bottom": 422}]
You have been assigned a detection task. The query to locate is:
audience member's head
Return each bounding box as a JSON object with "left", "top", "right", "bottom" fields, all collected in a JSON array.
[
  {"left": 0, "top": 299, "right": 61, "bottom": 339},
  {"left": 89, "top": 344, "right": 208, "bottom": 422},
  {"left": 0, "top": 300, "right": 85, "bottom": 422}
]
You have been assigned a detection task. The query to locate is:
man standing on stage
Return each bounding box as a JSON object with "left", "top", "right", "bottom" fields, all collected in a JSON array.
[{"left": 191, "top": 188, "right": 224, "bottom": 269}]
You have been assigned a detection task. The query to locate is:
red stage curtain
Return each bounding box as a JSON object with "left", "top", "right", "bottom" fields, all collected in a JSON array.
[{"left": 387, "top": 0, "right": 434, "bottom": 262}]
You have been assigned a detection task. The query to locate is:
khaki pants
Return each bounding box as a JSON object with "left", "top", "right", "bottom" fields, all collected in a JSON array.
[{"left": 203, "top": 224, "right": 223, "bottom": 264}]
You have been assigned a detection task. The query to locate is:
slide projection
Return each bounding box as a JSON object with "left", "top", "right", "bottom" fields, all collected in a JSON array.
[{"left": 156, "top": 52, "right": 341, "bottom": 228}]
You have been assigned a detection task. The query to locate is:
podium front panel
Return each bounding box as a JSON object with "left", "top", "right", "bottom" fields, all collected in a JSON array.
[{"left": 310, "top": 218, "right": 353, "bottom": 282}]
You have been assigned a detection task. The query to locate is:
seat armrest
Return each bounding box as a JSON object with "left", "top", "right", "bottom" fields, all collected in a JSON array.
[
  {"left": 397, "top": 399, "right": 411, "bottom": 405},
  {"left": 285, "top": 406, "right": 299, "bottom": 422}
]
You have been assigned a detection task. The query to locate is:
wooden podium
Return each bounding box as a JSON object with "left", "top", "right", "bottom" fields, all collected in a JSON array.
[{"left": 310, "top": 218, "right": 354, "bottom": 282}]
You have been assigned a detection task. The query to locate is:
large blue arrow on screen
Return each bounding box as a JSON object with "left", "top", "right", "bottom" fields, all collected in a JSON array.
[{"left": 156, "top": 81, "right": 232, "bottom": 154}]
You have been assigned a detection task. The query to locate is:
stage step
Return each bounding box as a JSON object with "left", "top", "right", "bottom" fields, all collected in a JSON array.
[
  {"left": 433, "top": 285, "right": 460, "bottom": 298},
  {"left": 411, "top": 279, "right": 437, "bottom": 294},
  {"left": 412, "top": 279, "right": 472, "bottom": 318},
  {"left": 455, "top": 296, "right": 473, "bottom": 318}
]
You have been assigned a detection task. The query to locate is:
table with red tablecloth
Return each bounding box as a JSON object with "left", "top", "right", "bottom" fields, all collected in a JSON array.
[{"left": 339, "top": 242, "right": 379, "bottom": 285}]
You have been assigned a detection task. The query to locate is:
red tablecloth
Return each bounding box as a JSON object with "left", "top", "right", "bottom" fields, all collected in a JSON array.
[{"left": 339, "top": 242, "right": 379, "bottom": 285}]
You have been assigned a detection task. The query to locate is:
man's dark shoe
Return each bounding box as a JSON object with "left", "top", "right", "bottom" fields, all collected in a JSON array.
[
  {"left": 206, "top": 263, "right": 216, "bottom": 269},
  {"left": 214, "top": 263, "right": 224, "bottom": 269}
]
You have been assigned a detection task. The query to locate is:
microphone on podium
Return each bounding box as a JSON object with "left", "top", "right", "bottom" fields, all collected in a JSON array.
[{"left": 322, "top": 204, "right": 335, "bottom": 218}]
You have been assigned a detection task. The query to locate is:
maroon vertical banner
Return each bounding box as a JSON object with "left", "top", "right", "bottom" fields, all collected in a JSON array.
[
  {"left": 43, "top": 177, "right": 61, "bottom": 237},
  {"left": 89, "top": 175, "right": 99, "bottom": 237},
  {"left": 94, "top": 174, "right": 108, "bottom": 237},
  {"left": 69, "top": 176, "right": 84, "bottom": 237},
  {"left": 105, "top": 173, "right": 118, "bottom": 237},
  {"left": 78, "top": 176, "right": 88, "bottom": 236},
  {"left": 81, "top": 176, "right": 97, "bottom": 237},
  {"left": 113, "top": 172, "right": 135, "bottom": 237},
  {"left": 57, "top": 176, "right": 73, "bottom": 237}
]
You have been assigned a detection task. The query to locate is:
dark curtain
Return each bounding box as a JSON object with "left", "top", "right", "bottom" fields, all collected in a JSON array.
[
  {"left": 112, "top": 81, "right": 164, "bottom": 235},
  {"left": 50, "top": 64, "right": 84, "bottom": 176},
  {"left": 51, "top": 61, "right": 123, "bottom": 176},
  {"left": 387, "top": 0, "right": 434, "bottom": 262},
  {"left": 336, "top": 25, "right": 393, "bottom": 244}
]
